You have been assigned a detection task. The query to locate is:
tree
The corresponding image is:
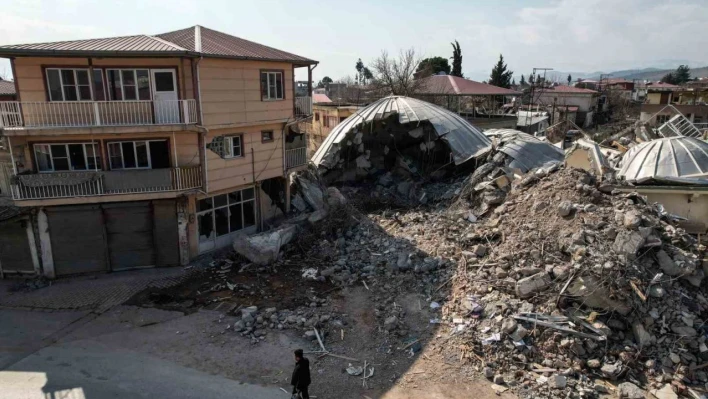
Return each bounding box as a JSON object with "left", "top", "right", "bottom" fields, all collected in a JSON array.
[
  {"left": 416, "top": 56, "right": 451, "bottom": 76},
  {"left": 661, "top": 73, "right": 676, "bottom": 84},
  {"left": 674, "top": 65, "right": 691, "bottom": 84},
  {"left": 450, "top": 40, "right": 463, "bottom": 77},
  {"left": 520, "top": 75, "right": 526, "bottom": 86},
  {"left": 370, "top": 48, "right": 424, "bottom": 96},
  {"left": 355, "top": 59, "right": 373, "bottom": 85},
  {"left": 567, "top": 74, "right": 572, "bottom": 85},
  {"left": 529, "top": 74, "right": 535, "bottom": 85},
  {"left": 512, "top": 78, "right": 516, "bottom": 86},
  {"left": 489, "top": 54, "right": 513, "bottom": 88},
  {"left": 316, "top": 76, "right": 333, "bottom": 88}
]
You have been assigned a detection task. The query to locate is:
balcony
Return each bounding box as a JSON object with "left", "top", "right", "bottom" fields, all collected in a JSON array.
[
  {"left": 285, "top": 147, "right": 307, "bottom": 169},
  {"left": 295, "top": 96, "right": 312, "bottom": 118},
  {"left": 10, "top": 166, "right": 202, "bottom": 201},
  {"left": 0, "top": 100, "right": 198, "bottom": 129}
]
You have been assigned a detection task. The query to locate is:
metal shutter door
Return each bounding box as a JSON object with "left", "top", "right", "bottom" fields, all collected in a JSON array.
[
  {"left": 0, "top": 219, "right": 34, "bottom": 273},
  {"left": 47, "top": 205, "right": 108, "bottom": 276},
  {"left": 103, "top": 202, "right": 155, "bottom": 270},
  {"left": 152, "top": 199, "right": 179, "bottom": 267}
]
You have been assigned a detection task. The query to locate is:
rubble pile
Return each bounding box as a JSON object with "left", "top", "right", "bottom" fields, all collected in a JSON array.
[{"left": 437, "top": 167, "right": 708, "bottom": 398}]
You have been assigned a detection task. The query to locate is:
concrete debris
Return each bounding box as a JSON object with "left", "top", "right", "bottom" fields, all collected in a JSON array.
[
  {"left": 618, "top": 382, "right": 645, "bottom": 399},
  {"left": 232, "top": 224, "right": 298, "bottom": 265}
]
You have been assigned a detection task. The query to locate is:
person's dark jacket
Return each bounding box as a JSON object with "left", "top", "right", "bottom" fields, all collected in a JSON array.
[{"left": 291, "top": 357, "right": 311, "bottom": 390}]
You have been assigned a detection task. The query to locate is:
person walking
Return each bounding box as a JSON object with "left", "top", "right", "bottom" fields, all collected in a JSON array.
[{"left": 290, "top": 349, "right": 311, "bottom": 399}]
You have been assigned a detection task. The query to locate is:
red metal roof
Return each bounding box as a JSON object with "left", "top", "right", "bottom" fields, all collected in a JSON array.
[
  {"left": 419, "top": 75, "right": 520, "bottom": 96},
  {"left": 0, "top": 25, "right": 316, "bottom": 64},
  {"left": 313, "top": 93, "right": 332, "bottom": 103},
  {"left": 0, "top": 79, "right": 15, "bottom": 96}
]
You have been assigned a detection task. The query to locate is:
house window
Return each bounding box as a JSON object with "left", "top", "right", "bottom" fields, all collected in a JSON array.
[
  {"left": 46, "top": 68, "right": 97, "bottom": 101},
  {"left": 107, "top": 140, "right": 168, "bottom": 170},
  {"left": 261, "top": 130, "right": 274, "bottom": 142},
  {"left": 197, "top": 187, "right": 257, "bottom": 243},
  {"left": 656, "top": 115, "right": 670, "bottom": 124},
  {"left": 223, "top": 135, "right": 243, "bottom": 158},
  {"left": 315, "top": 112, "right": 320, "bottom": 122},
  {"left": 260, "top": 71, "right": 284, "bottom": 100},
  {"left": 34, "top": 143, "right": 100, "bottom": 172},
  {"left": 106, "top": 69, "right": 151, "bottom": 101}
]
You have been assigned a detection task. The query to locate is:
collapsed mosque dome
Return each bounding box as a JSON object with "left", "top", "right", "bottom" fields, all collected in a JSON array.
[
  {"left": 311, "top": 96, "right": 492, "bottom": 182},
  {"left": 617, "top": 137, "right": 708, "bottom": 185}
]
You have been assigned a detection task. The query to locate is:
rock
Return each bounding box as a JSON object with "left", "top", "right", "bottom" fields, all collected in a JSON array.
[
  {"left": 286, "top": 315, "right": 298, "bottom": 324},
  {"left": 326, "top": 186, "right": 347, "bottom": 207},
  {"left": 617, "top": 382, "right": 645, "bottom": 399},
  {"left": 501, "top": 318, "right": 518, "bottom": 334},
  {"left": 587, "top": 359, "right": 601, "bottom": 369},
  {"left": 493, "top": 374, "right": 505, "bottom": 385},
  {"left": 233, "top": 320, "right": 245, "bottom": 332},
  {"left": 613, "top": 230, "right": 645, "bottom": 261},
  {"left": 584, "top": 204, "right": 597, "bottom": 212},
  {"left": 233, "top": 224, "right": 298, "bottom": 265},
  {"left": 632, "top": 321, "right": 653, "bottom": 348},
  {"left": 558, "top": 201, "right": 573, "bottom": 217},
  {"left": 484, "top": 367, "right": 495, "bottom": 379},
  {"left": 384, "top": 316, "right": 398, "bottom": 331},
  {"left": 307, "top": 209, "right": 329, "bottom": 224},
  {"left": 397, "top": 181, "right": 413, "bottom": 197},
  {"left": 594, "top": 383, "right": 610, "bottom": 394},
  {"left": 600, "top": 362, "right": 621, "bottom": 379},
  {"left": 297, "top": 175, "right": 326, "bottom": 210},
  {"left": 471, "top": 244, "right": 488, "bottom": 257},
  {"left": 648, "top": 285, "right": 665, "bottom": 298},
  {"left": 549, "top": 375, "right": 567, "bottom": 389},
  {"left": 483, "top": 190, "right": 506, "bottom": 205},
  {"left": 532, "top": 201, "right": 548, "bottom": 212},
  {"left": 397, "top": 252, "right": 410, "bottom": 270},
  {"left": 304, "top": 331, "right": 317, "bottom": 341},
  {"left": 669, "top": 353, "right": 680, "bottom": 364},
  {"left": 321, "top": 266, "right": 338, "bottom": 277},
  {"left": 242, "top": 314, "right": 255, "bottom": 325},
  {"left": 623, "top": 211, "right": 642, "bottom": 230},
  {"left": 671, "top": 324, "right": 697, "bottom": 337},
  {"left": 656, "top": 250, "right": 683, "bottom": 276},
  {"left": 650, "top": 384, "right": 677, "bottom": 399},
  {"left": 515, "top": 272, "right": 552, "bottom": 298},
  {"left": 509, "top": 325, "right": 528, "bottom": 341}
]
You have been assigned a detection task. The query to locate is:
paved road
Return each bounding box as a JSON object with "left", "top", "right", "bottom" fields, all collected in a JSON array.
[{"left": 0, "top": 308, "right": 287, "bottom": 399}]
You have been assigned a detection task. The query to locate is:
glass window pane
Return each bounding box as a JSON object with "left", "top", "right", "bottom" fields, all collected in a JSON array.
[
  {"left": 215, "top": 208, "right": 229, "bottom": 236},
  {"left": 198, "top": 212, "right": 214, "bottom": 242},
  {"left": 63, "top": 86, "right": 78, "bottom": 101},
  {"left": 52, "top": 158, "right": 70, "bottom": 171},
  {"left": 122, "top": 142, "right": 136, "bottom": 168},
  {"left": 93, "top": 70, "right": 105, "bottom": 101},
  {"left": 135, "top": 142, "right": 149, "bottom": 168},
  {"left": 78, "top": 86, "right": 92, "bottom": 101},
  {"left": 232, "top": 136, "right": 242, "bottom": 157},
  {"left": 107, "top": 70, "right": 122, "bottom": 100},
  {"left": 123, "top": 86, "right": 137, "bottom": 100},
  {"left": 68, "top": 144, "right": 86, "bottom": 170},
  {"left": 108, "top": 143, "right": 122, "bottom": 169},
  {"left": 213, "top": 194, "right": 227, "bottom": 208},
  {"left": 35, "top": 145, "right": 52, "bottom": 171},
  {"left": 153, "top": 71, "right": 173, "bottom": 91},
  {"left": 76, "top": 70, "right": 89, "bottom": 85},
  {"left": 61, "top": 70, "right": 76, "bottom": 85},
  {"left": 137, "top": 70, "right": 151, "bottom": 100},
  {"left": 197, "top": 198, "right": 213, "bottom": 212},
  {"left": 86, "top": 144, "right": 100, "bottom": 170},
  {"left": 228, "top": 190, "right": 241, "bottom": 203},
  {"left": 121, "top": 70, "right": 135, "bottom": 85},
  {"left": 242, "top": 188, "right": 254, "bottom": 200},
  {"left": 243, "top": 201, "right": 256, "bottom": 227},
  {"left": 276, "top": 73, "right": 283, "bottom": 99},
  {"left": 229, "top": 203, "right": 243, "bottom": 232},
  {"left": 47, "top": 70, "right": 63, "bottom": 101},
  {"left": 50, "top": 144, "right": 67, "bottom": 158},
  {"left": 260, "top": 72, "right": 268, "bottom": 99}
]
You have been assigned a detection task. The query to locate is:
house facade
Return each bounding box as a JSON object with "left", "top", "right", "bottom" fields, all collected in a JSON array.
[
  {"left": 0, "top": 26, "right": 316, "bottom": 278},
  {"left": 534, "top": 85, "right": 598, "bottom": 128}
]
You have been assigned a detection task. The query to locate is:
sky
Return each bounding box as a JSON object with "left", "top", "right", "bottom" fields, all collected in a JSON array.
[{"left": 1, "top": 0, "right": 708, "bottom": 83}]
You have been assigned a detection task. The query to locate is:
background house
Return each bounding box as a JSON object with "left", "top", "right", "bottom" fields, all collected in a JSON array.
[
  {"left": 533, "top": 84, "right": 598, "bottom": 128},
  {"left": 0, "top": 78, "right": 16, "bottom": 101}
]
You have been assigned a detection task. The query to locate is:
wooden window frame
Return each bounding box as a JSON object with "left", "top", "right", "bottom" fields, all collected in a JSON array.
[
  {"left": 45, "top": 68, "right": 95, "bottom": 102},
  {"left": 33, "top": 142, "right": 101, "bottom": 173},
  {"left": 261, "top": 130, "right": 274, "bottom": 143},
  {"left": 223, "top": 135, "right": 244, "bottom": 158},
  {"left": 260, "top": 69, "right": 285, "bottom": 101}
]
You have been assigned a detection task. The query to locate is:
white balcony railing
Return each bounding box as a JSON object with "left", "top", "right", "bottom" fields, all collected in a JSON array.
[
  {"left": 0, "top": 100, "right": 198, "bottom": 129},
  {"left": 295, "top": 96, "right": 312, "bottom": 117},
  {"left": 10, "top": 166, "right": 202, "bottom": 201},
  {"left": 286, "top": 147, "right": 307, "bottom": 169}
]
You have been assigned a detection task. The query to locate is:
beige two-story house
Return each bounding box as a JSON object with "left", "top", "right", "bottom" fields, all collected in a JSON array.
[{"left": 0, "top": 26, "right": 316, "bottom": 278}]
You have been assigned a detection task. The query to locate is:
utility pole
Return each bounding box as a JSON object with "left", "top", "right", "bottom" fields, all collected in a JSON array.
[{"left": 526, "top": 67, "right": 554, "bottom": 129}]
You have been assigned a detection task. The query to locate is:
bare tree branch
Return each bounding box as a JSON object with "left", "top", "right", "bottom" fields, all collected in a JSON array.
[{"left": 370, "top": 48, "right": 424, "bottom": 97}]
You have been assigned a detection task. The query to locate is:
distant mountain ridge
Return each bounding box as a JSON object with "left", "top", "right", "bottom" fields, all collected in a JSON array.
[{"left": 542, "top": 66, "right": 708, "bottom": 83}]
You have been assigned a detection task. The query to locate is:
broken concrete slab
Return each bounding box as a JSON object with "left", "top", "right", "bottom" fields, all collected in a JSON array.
[
  {"left": 567, "top": 276, "right": 631, "bottom": 315},
  {"left": 515, "top": 272, "right": 551, "bottom": 298},
  {"left": 233, "top": 224, "right": 298, "bottom": 265},
  {"left": 613, "top": 230, "right": 645, "bottom": 261}
]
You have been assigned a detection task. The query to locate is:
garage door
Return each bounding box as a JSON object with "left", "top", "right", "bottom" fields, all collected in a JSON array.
[
  {"left": 47, "top": 205, "right": 108, "bottom": 276},
  {"left": 0, "top": 218, "right": 35, "bottom": 273},
  {"left": 153, "top": 200, "right": 180, "bottom": 267},
  {"left": 103, "top": 202, "right": 156, "bottom": 271}
]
